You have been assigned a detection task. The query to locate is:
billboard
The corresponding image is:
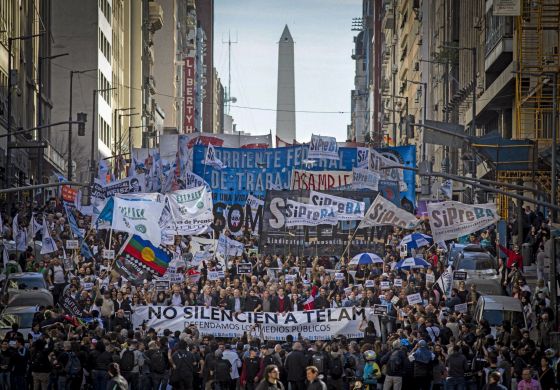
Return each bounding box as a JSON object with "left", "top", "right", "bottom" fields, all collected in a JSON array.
[
  {"left": 183, "top": 56, "right": 195, "bottom": 133},
  {"left": 258, "top": 190, "right": 388, "bottom": 257}
]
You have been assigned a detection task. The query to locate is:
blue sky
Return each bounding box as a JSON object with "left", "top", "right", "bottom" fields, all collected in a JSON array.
[{"left": 214, "top": 0, "right": 361, "bottom": 142}]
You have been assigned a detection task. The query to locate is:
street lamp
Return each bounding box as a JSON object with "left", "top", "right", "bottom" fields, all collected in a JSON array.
[{"left": 405, "top": 79, "right": 428, "bottom": 162}]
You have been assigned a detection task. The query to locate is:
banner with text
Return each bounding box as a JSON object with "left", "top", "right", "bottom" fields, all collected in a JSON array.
[
  {"left": 285, "top": 199, "right": 338, "bottom": 227},
  {"left": 308, "top": 134, "right": 340, "bottom": 160},
  {"left": 290, "top": 169, "right": 352, "bottom": 191},
  {"left": 359, "top": 194, "right": 420, "bottom": 230},
  {"left": 132, "top": 306, "right": 369, "bottom": 340},
  {"left": 309, "top": 191, "right": 365, "bottom": 221},
  {"left": 352, "top": 168, "right": 379, "bottom": 191},
  {"left": 167, "top": 186, "right": 214, "bottom": 235},
  {"left": 427, "top": 201, "right": 499, "bottom": 242}
]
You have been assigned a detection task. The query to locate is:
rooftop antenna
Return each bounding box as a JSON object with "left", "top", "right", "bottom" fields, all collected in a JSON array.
[{"left": 222, "top": 31, "right": 238, "bottom": 114}]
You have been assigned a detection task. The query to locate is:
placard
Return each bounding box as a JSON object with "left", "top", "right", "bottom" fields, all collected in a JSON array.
[
  {"left": 373, "top": 304, "right": 388, "bottom": 315},
  {"left": 393, "top": 279, "right": 403, "bottom": 287},
  {"left": 454, "top": 303, "right": 468, "bottom": 313},
  {"left": 406, "top": 293, "right": 422, "bottom": 305},
  {"left": 380, "top": 281, "right": 391, "bottom": 290},
  {"left": 364, "top": 280, "right": 375, "bottom": 288},
  {"left": 335, "top": 273, "right": 345, "bottom": 281},
  {"left": 285, "top": 274, "right": 296, "bottom": 283},
  {"left": 82, "top": 282, "right": 94, "bottom": 291},
  {"left": 208, "top": 270, "right": 225, "bottom": 281},
  {"left": 102, "top": 249, "right": 115, "bottom": 259},
  {"left": 156, "top": 280, "right": 170, "bottom": 291},
  {"left": 425, "top": 273, "right": 435, "bottom": 284},
  {"left": 453, "top": 271, "right": 467, "bottom": 281},
  {"left": 391, "top": 296, "right": 400, "bottom": 305},
  {"left": 237, "top": 263, "right": 252, "bottom": 275},
  {"left": 66, "top": 240, "right": 79, "bottom": 249}
]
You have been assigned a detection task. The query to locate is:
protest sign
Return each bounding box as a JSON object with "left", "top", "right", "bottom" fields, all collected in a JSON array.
[
  {"left": 454, "top": 303, "right": 468, "bottom": 313},
  {"left": 368, "top": 149, "right": 406, "bottom": 192},
  {"left": 66, "top": 240, "right": 79, "bottom": 249},
  {"left": 285, "top": 274, "right": 296, "bottom": 283},
  {"left": 208, "top": 271, "right": 225, "bottom": 281},
  {"left": 285, "top": 199, "right": 337, "bottom": 227},
  {"left": 132, "top": 306, "right": 369, "bottom": 340},
  {"left": 425, "top": 273, "right": 435, "bottom": 284},
  {"left": 427, "top": 201, "right": 499, "bottom": 242},
  {"left": 112, "top": 197, "right": 165, "bottom": 245},
  {"left": 309, "top": 191, "right": 365, "bottom": 221},
  {"left": 453, "top": 271, "right": 468, "bottom": 281},
  {"left": 391, "top": 296, "right": 400, "bottom": 305},
  {"left": 309, "top": 134, "right": 339, "bottom": 160},
  {"left": 60, "top": 294, "right": 82, "bottom": 317},
  {"left": 237, "top": 263, "right": 252, "bottom": 275},
  {"left": 291, "top": 169, "right": 352, "bottom": 191},
  {"left": 217, "top": 234, "right": 245, "bottom": 258},
  {"left": 352, "top": 168, "right": 379, "bottom": 190},
  {"left": 380, "top": 281, "right": 391, "bottom": 290},
  {"left": 82, "top": 282, "right": 94, "bottom": 291},
  {"left": 102, "top": 249, "right": 115, "bottom": 259},
  {"left": 359, "top": 194, "right": 420, "bottom": 229},
  {"left": 373, "top": 304, "right": 388, "bottom": 315},
  {"left": 364, "top": 280, "right": 375, "bottom": 288},
  {"left": 406, "top": 293, "right": 422, "bottom": 305},
  {"left": 335, "top": 273, "right": 345, "bottom": 281},
  {"left": 156, "top": 280, "right": 170, "bottom": 291},
  {"left": 393, "top": 279, "right": 403, "bottom": 287},
  {"left": 167, "top": 187, "right": 214, "bottom": 235}
]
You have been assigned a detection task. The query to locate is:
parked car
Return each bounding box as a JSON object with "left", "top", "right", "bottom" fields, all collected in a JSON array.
[
  {"left": 0, "top": 305, "right": 40, "bottom": 341},
  {"left": 452, "top": 245, "right": 498, "bottom": 277},
  {"left": 474, "top": 295, "right": 526, "bottom": 336},
  {"left": 2, "top": 272, "right": 48, "bottom": 290},
  {"left": 0, "top": 272, "right": 52, "bottom": 307}
]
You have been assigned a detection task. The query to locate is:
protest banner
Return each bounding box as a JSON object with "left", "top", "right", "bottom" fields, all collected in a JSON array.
[
  {"left": 102, "top": 249, "right": 115, "bottom": 259},
  {"left": 60, "top": 294, "right": 82, "bottom": 317},
  {"left": 291, "top": 170, "right": 352, "bottom": 191},
  {"left": 217, "top": 234, "right": 245, "bottom": 258},
  {"left": 309, "top": 134, "right": 339, "bottom": 160},
  {"left": 237, "top": 263, "right": 252, "bottom": 274},
  {"left": 167, "top": 186, "right": 214, "bottom": 235},
  {"left": 132, "top": 306, "right": 370, "bottom": 340},
  {"left": 309, "top": 191, "right": 365, "bottom": 221},
  {"left": 368, "top": 149, "right": 406, "bottom": 191},
  {"left": 454, "top": 303, "right": 468, "bottom": 313},
  {"left": 66, "top": 240, "right": 79, "bottom": 250},
  {"left": 359, "top": 194, "right": 420, "bottom": 229},
  {"left": 427, "top": 201, "right": 499, "bottom": 242},
  {"left": 380, "top": 281, "right": 391, "bottom": 290},
  {"left": 284, "top": 199, "right": 338, "bottom": 227},
  {"left": 112, "top": 197, "right": 165, "bottom": 245},
  {"left": 156, "top": 280, "right": 170, "bottom": 291},
  {"left": 373, "top": 304, "right": 388, "bottom": 315},
  {"left": 407, "top": 293, "right": 422, "bottom": 305},
  {"left": 352, "top": 168, "right": 379, "bottom": 190}
]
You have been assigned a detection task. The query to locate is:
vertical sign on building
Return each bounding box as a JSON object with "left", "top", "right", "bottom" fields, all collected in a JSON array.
[{"left": 183, "top": 56, "right": 195, "bottom": 133}]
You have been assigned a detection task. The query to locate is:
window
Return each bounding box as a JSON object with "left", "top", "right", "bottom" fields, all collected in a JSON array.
[
  {"left": 98, "top": 70, "right": 112, "bottom": 102},
  {"left": 98, "top": 28, "right": 111, "bottom": 63},
  {"left": 99, "top": 0, "right": 112, "bottom": 24}
]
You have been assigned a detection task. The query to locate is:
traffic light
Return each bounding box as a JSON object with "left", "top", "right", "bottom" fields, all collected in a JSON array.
[
  {"left": 405, "top": 115, "right": 415, "bottom": 138},
  {"left": 77, "top": 112, "right": 87, "bottom": 136}
]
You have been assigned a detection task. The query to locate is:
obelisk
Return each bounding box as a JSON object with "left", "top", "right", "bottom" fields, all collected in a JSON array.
[{"left": 276, "top": 25, "right": 296, "bottom": 144}]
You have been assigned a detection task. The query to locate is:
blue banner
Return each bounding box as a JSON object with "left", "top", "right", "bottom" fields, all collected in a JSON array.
[{"left": 193, "top": 144, "right": 416, "bottom": 207}]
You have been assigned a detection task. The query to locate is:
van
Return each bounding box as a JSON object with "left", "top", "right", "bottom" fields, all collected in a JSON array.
[{"left": 474, "top": 295, "right": 527, "bottom": 336}]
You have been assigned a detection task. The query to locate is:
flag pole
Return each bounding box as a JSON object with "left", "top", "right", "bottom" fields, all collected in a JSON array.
[{"left": 340, "top": 225, "right": 360, "bottom": 265}]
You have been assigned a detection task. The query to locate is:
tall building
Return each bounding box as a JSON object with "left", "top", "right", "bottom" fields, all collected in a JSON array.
[
  {"left": 50, "top": 0, "right": 163, "bottom": 181},
  {"left": 276, "top": 25, "right": 296, "bottom": 144},
  {"left": 0, "top": 0, "right": 69, "bottom": 194},
  {"left": 196, "top": 0, "right": 214, "bottom": 132}
]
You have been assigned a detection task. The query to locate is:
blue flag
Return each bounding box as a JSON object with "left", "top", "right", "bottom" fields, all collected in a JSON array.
[{"left": 64, "top": 205, "right": 83, "bottom": 240}]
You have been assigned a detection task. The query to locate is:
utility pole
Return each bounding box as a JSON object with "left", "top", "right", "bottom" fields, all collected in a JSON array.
[
  {"left": 222, "top": 31, "right": 238, "bottom": 114},
  {"left": 552, "top": 72, "right": 557, "bottom": 223}
]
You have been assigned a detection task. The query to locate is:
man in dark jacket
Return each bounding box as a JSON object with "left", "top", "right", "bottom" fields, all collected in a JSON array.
[
  {"left": 270, "top": 288, "right": 293, "bottom": 313},
  {"left": 284, "top": 342, "right": 308, "bottom": 390},
  {"left": 445, "top": 344, "right": 468, "bottom": 390},
  {"left": 313, "top": 289, "right": 329, "bottom": 310},
  {"left": 380, "top": 340, "right": 407, "bottom": 390},
  {"left": 241, "top": 347, "right": 261, "bottom": 390},
  {"left": 226, "top": 289, "right": 246, "bottom": 312},
  {"left": 305, "top": 366, "right": 327, "bottom": 390},
  {"left": 170, "top": 341, "right": 195, "bottom": 390}
]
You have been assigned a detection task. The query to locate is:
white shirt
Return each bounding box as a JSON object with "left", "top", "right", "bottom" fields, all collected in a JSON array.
[{"left": 223, "top": 349, "right": 242, "bottom": 379}]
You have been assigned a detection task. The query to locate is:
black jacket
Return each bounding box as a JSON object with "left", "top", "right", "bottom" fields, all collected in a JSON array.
[
  {"left": 380, "top": 349, "right": 407, "bottom": 377},
  {"left": 306, "top": 378, "right": 327, "bottom": 390},
  {"left": 270, "top": 296, "right": 293, "bottom": 313},
  {"left": 256, "top": 379, "right": 285, "bottom": 390},
  {"left": 284, "top": 350, "right": 308, "bottom": 381}
]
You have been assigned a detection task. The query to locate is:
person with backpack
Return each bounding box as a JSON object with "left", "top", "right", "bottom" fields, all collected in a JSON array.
[
  {"left": 326, "top": 344, "right": 344, "bottom": 390},
  {"left": 310, "top": 342, "right": 330, "bottom": 379},
  {"left": 169, "top": 340, "right": 195, "bottom": 390},
  {"left": 362, "top": 350, "right": 381, "bottom": 389},
  {"left": 57, "top": 341, "right": 82, "bottom": 390},
  {"left": 145, "top": 340, "right": 167, "bottom": 390},
  {"left": 88, "top": 340, "right": 113, "bottom": 390},
  {"left": 241, "top": 347, "right": 262, "bottom": 390},
  {"left": 213, "top": 350, "right": 233, "bottom": 390},
  {"left": 408, "top": 340, "right": 435, "bottom": 390},
  {"left": 380, "top": 339, "right": 407, "bottom": 390},
  {"left": 306, "top": 365, "right": 327, "bottom": 390},
  {"left": 119, "top": 339, "right": 144, "bottom": 390},
  {"left": 30, "top": 338, "right": 51, "bottom": 390}
]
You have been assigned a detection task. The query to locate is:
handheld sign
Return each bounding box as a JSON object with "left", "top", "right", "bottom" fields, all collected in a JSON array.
[
  {"left": 285, "top": 274, "right": 296, "bottom": 283},
  {"left": 364, "top": 280, "right": 375, "bottom": 288},
  {"left": 156, "top": 280, "right": 170, "bottom": 291},
  {"left": 60, "top": 294, "right": 82, "bottom": 317},
  {"left": 454, "top": 303, "right": 468, "bottom": 313},
  {"left": 66, "top": 240, "right": 79, "bottom": 249},
  {"left": 425, "top": 273, "right": 435, "bottom": 284},
  {"left": 393, "top": 279, "right": 403, "bottom": 287},
  {"left": 237, "top": 263, "right": 252, "bottom": 275},
  {"left": 335, "top": 272, "right": 345, "bottom": 281},
  {"left": 406, "top": 293, "right": 422, "bottom": 305},
  {"left": 380, "top": 281, "right": 391, "bottom": 290},
  {"left": 102, "top": 249, "right": 115, "bottom": 259},
  {"left": 453, "top": 271, "right": 467, "bottom": 281},
  {"left": 373, "top": 304, "right": 389, "bottom": 315},
  {"left": 391, "top": 296, "right": 400, "bottom": 305}
]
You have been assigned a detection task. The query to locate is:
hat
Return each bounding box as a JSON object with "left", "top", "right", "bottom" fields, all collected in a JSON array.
[{"left": 417, "top": 340, "right": 427, "bottom": 348}]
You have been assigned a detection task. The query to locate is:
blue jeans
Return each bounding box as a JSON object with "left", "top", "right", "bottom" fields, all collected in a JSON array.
[
  {"left": 0, "top": 372, "right": 9, "bottom": 390},
  {"left": 445, "top": 377, "right": 465, "bottom": 390},
  {"left": 92, "top": 370, "right": 108, "bottom": 390}
]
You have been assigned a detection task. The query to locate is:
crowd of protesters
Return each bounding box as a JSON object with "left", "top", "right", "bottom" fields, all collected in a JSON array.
[{"left": 0, "top": 198, "right": 558, "bottom": 390}]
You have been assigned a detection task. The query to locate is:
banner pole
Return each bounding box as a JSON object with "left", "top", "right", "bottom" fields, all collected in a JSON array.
[{"left": 340, "top": 226, "right": 360, "bottom": 264}]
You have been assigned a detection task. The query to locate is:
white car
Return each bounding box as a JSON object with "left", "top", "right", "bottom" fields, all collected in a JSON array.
[{"left": 0, "top": 306, "right": 40, "bottom": 341}]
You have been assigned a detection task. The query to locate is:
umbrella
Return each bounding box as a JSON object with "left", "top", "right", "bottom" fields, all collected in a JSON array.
[
  {"left": 394, "top": 257, "right": 431, "bottom": 270},
  {"left": 400, "top": 233, "right": 433, "bottom": 249},
  {"left": 349, "top": 253, "right": 384, "bottom": 265}
]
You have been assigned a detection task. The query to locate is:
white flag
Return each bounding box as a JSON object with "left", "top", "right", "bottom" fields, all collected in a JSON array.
[
  {"left": 2, "top": 243, "right": 9, "bottom": 268},
  {"left": 167, "top": 186, "right": 214, "bottom": 235},
  {"left": 359, "top": 194, "right": 420, "bottom": 229},
  {"left": 112, "top": 197, "right": 165, "bottom": 245},
  {"left": 203, "top": 143, "right": 225, "bottom": 169},
  {"left": 41, "top": 217, "right": 59, "bottom": 254},
  {"left": 13, "top": 214, "right": 27, "bottom": 251}
]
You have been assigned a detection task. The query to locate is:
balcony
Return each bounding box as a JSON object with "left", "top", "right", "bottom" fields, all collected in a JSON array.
[{"left": 485, "top": 14, "right": 513, "bottom": 73}]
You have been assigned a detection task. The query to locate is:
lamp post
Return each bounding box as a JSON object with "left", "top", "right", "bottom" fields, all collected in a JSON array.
[
  {"left": 68, "top": 68, "right": 96, "bottom": 181},
  {"left": 5, "top": 32, "right": 44, "bottom": 194},
  {"left": 405, "top": 79, "right": 427, "bottom": 162}
]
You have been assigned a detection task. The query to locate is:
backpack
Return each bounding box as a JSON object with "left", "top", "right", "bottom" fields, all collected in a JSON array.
[
  {"left": 120, "top": 349, "right": 135, "bottom": 372},
  {"left": 312, "top": 353, "right": 325, "bottom": 374},
  {"left": 387, "top": 351, "right": 403, "bottom": 374},
  {"left": 65, "top": 352, "right": 82, "bottom": 377},
  {"left": 214, "top": 359, "right": 232, "bottom": 381},
  {"left": 330, "top": 356, "right": 343, "bottom": 379},
  {"left": 149, "top": 350, "right": 166, "bottom": 374}
]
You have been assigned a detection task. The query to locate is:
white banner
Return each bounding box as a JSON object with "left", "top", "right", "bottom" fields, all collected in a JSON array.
[
  {"left": 112, "top": 197, "right": 165, "bottom": 245},
  {"left": 359, "top": 194, "right": 420, "bottom": 229},
  {"left": 217, "top": 234, "right": 245, "bottom": 258},
  {"left": 308, "top": 134, "right": 339, "bottom": 160},
  {"left": 41, "top": 217, "right": 58, "bottom": 254},
  {"left": 290, "top": 169, "right": 352, "bottom": 191},
  {"left": 132, "top": 306, "right": 370, "bottom": 340},
  {"left": 285, "top": 199, "right": 338, "bottom": 227},
  {"left": 368, "top": 149, "right": 406, "bottom": 191},
  {"left": 167, "top": 186, "right": 214, "bottom": 235},
  {"left": 427, "top": 201, "right": 499, "bottom": 242},
  {"left": 183, "top": 171, "right": 209, "bottom": 189},
  {"left": 309, "top": 191, "right": 365, "bottom": 221},
  {"left": 352, "top": 168, "right": 379, "bottom": 190}
]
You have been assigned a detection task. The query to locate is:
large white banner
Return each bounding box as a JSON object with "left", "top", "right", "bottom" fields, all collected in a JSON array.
[
  {"left": 309, "top": 191, "right": 365, "bottom": 221},
  {"left": 112, "top": 197, "right": 165, "bottom": 245},
  {"left": 352, "top": 168, "right": 379, "bottom": 190},
  {"left": 359, "top": 194, "right": 420, "bottom": 229},
  {"left": 285, "top": 199, "right": 338, "bottom": 227},
  {"left": 368, "top": 149, "right": 407, "bottom": 191},
  {"left": 427, "top": 201, "right": 499, "bottom": 242},
  {"left": 291, "top": 169, "right": 352, "bottom": 191},
  {"left": 308, "top": 134, "right": 339, "bottom": 160},
  {"left": 217, "top": 234, "right": 245, "bottom": 258},
  {"left": 132, "top": 306, "right": 369, "bottom": 341},
  {"left": 167, "top": 186, "right": 214, "bottom": 235}
]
